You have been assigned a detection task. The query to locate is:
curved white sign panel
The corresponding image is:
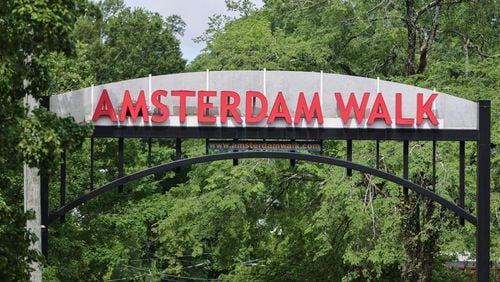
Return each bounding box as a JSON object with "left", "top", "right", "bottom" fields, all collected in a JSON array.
[{"left": 50, "top": 71, "right": 478, "bottom": 130}]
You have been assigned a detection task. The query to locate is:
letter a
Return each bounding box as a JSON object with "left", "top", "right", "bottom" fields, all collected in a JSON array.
[{"left": 92, "top": 89, "right": 117, "bottom": 122}]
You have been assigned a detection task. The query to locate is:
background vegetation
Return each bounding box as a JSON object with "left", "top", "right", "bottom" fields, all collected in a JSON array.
[{"left": 0, "top": 0, "right": 498, "bottom": 281}]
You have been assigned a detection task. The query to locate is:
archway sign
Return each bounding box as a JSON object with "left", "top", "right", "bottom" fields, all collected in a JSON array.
[{"left": 43, "top": 71, "right": 490, "bottom": 280}]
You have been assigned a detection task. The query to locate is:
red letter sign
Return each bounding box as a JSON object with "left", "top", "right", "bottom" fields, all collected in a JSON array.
[
  {"left": 335, "top": 92, "right": 370, "bottom": 124},
  {"left": 221, "top": 91, "right": 242, "bottom": 123},
  {"left": 367, "top": 93, "right": 392, "bottom": 125},
  {"left": 417, "top": 93, "right": 439, "bottom": 125},
  {"left": 120, "top": 90, "right": 149, "bottom": 122},
  {"left": 151, "top": 90, "right": 169, "bottom": 122},
  {"left": 92, "top": 89, "right": 117, "bottom": 122},
  {"left": 198, "top": 91, "right": 217, "bottom": 123},
  {"left": 294, "top": 92, "right": 323, "bottom": 124},
  {"left": 171, "top": 90, "right": 196, "bottom": 123},
  {"left": 395, "top": 93, "right": 414, "bottom": 125},
  {"left": 268, "top": 92, "right": 292, "bottom": 124},
  {"left": 245, "top": 91, "right": 268, "bottom": 123}
]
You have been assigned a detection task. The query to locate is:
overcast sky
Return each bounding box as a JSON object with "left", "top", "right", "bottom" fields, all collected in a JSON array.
[{"left": 123, "top": 0, "right": 263, "bottom": 62}]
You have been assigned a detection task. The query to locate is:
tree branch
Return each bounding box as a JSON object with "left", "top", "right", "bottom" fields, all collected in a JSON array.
[
  {"left": 416, "top": 0, "right": 441, "bottom": 19},
  {"left": 417, "top": 2, "right": 441, "bottom": 73},
  {"left": 416, "top": 0, "right": 464, "bottom": 19},
  {"left": 469, "top": 43, "right": 500, "bottom": 58},
  {"left": 368, "top": 0, "right": 386, "bottom": 14},
  {"left": 339, "top": 63, "right": 357, "bottom": 76},
  {"left": 448, "top": 30, "right": 500, "bottom": 58}
]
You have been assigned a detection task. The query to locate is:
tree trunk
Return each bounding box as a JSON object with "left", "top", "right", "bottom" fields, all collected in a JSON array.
[
  {"left": 464, "top": 37, "right": 470, "bottom": 77},
  {"left": 420, "top": 198, "right": 439, "bottom": 282},
  {"left": 401, "top": 194, "right": 421, "bottom": 281},
  {"left": 401, "top": 190, "right": 441, "bottom": 281},
  {"left": 405, "top": 0, "right": 417, "bottom": 75},
  {"left": 417, "top": 3, "right": 441, "bottom": 74}
]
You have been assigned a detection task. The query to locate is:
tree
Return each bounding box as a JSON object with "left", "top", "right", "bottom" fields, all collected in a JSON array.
[
  {"left": 40, "top": 0, "right": 498, "bottom": 280},
  {"left": 187, "top": 0, "right": 499, "bottom": 280},
  {"left": 74, "top": 0, "right": 186, "bottom": 84},
  {"left": 0, "top": 0, "right": 92, "bottom": 280},
  {"left": 42, "top": 1, "right": 187, "bottom": 280}
]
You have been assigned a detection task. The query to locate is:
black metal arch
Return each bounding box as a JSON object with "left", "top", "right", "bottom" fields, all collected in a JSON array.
[{"left": 48, "top": 151, "right": 476, "bottom": 226}]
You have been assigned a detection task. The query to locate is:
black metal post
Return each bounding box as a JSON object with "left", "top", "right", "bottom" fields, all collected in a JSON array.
[
  {"left": 41, "top": 172, "right": 49, "bottom": 259},
  {"left": 148, "top": 138, "right": 152, "bottom": 167},
  {"left": 90, "top": 137, "right": 94, "bottom": 191},
  {"left": 290, "top": 139, "right": 296, "bottom": 167},
  {"left": 432, "top": 141, "right": 436, "bottom": 192},
  {"left": 403, "top": 141, "right": 409, "bottom": 197},
  {"left": 476, "top": 100, "right": 490, "bottom": 282},
  {"left": 233, "top": 139, "right": 239, "bottom": 166},
  {"left": 118, "top": 137, "right": 124, "bottom": 192},
  {"left": 459, "top": 141, "right": 465, "bottom": 226},
  {"left": 347, "top": 140, "right": 352, "bottom": 176},
  {"left": 60, "top": 151, "right": 66, "bottom": 223},
  {"left": 175, "top": 138, "right": 182, "bottom": 174},
  {"left": 176, "top": 138, "right": 182, "bottom": 160}
]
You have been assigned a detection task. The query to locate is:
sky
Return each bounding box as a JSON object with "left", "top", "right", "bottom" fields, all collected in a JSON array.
[{"left": 123, "top": 0, "right": 263, "bottom": 62}]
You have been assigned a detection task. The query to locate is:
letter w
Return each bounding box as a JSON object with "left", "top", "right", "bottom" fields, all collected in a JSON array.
[{"left": 335, "top": 92, "right": 370, "bottom": 124}]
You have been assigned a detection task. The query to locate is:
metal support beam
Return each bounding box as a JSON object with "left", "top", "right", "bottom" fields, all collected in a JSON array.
[
  {"left": 118, "top": 137, "right": 124, "bottom": 192},
  {"left": 347, "top": 140, "right": 352, "bottom": 176},
  {"left": 60, "top": 151, "right": 66, "bottom": 223},
  {"left": 148, "top": 138, "right": 152, "bottom": 167},
  {"left": 459, "top": 141, "right": 465, "bottom": 226},
  {"left": 432, "top": 141, "right": 436, "bottom": 192},
  {"left": 476, "top": 100, "right": 490, "bottom": 282},
  {"left": 233, "top": 138, "right": 239, "bottom": 166},
  {"left": 90, "top": 137, "right": 94, "bottom": 191},
  {"left": 403, "top": 141, "right": 409, "bottom": 197},
  {"left": 176, "top": 138, "right": 182, "bottom": 160},
  {"left": 93, "top": 126, "right": 480, "bottom": 141},
  {"left": 290, "top": 139, "right": 296, "bottom": 167},
  {"left": 48, "top": 151, "right": 478, "bottom": 226}
]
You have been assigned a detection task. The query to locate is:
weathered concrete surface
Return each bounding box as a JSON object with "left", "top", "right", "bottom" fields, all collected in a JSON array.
[
  {"left": 24, "top": 164, "right": 41, "bottom": 282},
  {"left": 23, "top": 95, "right": 42, "bottom": 282}
]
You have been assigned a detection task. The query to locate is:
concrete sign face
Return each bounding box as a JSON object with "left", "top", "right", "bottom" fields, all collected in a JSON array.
[{"left": 49, "top": 71, "right": 478, "bottom": 130}]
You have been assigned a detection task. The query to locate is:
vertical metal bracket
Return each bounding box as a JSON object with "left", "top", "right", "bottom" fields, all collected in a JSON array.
[
  {"left": 432, "top": 141, "right": 436, "bottom": 192},
  {"left": 148, "top": 138, "right": 152, "bottom": 168},
  {"left": 90, "top": 137, "right": 94, "bottom": 191},
  {"left": 118, "top": 137, "right": 124, "bottom": 192},
  {"left": 476, "top": 100, "right": 490, "bottom": 281},
  {"left": 347, "top": 140, "right": 352, "bottom": 176},
  {"left": 459, "top": 141, "right": 465, "bottom": 226},
  {"left": 376, "top": 140, "right": 380, "bottom": 170},
  {"left": 233, "top": 139, "right": 239, "bottom": 166},
  {"left": 403, "top": 140, "right": 409, "bottom": 198}
]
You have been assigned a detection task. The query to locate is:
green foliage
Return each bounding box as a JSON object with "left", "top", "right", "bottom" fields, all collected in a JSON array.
[
  {"left": 73, "top": 0, "right": 186, "bottom": 84},
  {"left": 0, "top": 193, "right": 41, "bottom": 282},
  {"left": 189, "top": 14, "right": 287, "bottom": 71},
  {"left": 18, "top": 0, "right": 497, "bottom": 281},
  {"left": 19, "top": 109, "right": 92, "bottom": 173},
  {"left": 0, "top": 0, "right": 90, "bottom": 280}
]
